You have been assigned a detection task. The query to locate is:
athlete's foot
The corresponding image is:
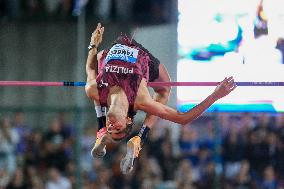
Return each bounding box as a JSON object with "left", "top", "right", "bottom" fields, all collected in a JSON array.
[
  {"left": 120, "top": 136, "right": 141, "bottom": 174},
  {"left": 91, "top": 128, "right": 108, "bottom": 158}
]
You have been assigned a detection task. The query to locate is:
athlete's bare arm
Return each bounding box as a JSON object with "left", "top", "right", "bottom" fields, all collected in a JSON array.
[
  {"left": 137, "top": 77, "right": 236, "bottom": 125},
  {"left": 85, "top": 23, "right": 104, "bottom": 101}
]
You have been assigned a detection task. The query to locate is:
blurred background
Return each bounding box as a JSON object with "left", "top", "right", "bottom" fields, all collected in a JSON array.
[{"left": 0, "top": 0, "right": 284, "bottom": 189}]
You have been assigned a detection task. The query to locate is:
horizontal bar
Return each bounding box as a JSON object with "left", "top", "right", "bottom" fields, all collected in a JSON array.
[
  {"left": 148, "top": 82, "right": 284, "bottom": 87},
  {"left": 0, "top": 81, "right": 63, "bottom": 86},
  {"left": 0, "top": 81, "right": 284, "bottom": 87}
]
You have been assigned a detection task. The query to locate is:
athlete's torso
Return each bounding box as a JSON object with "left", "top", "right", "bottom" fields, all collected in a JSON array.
[{"left": 96, "top": 43, "right": 150, "bottom": 109}]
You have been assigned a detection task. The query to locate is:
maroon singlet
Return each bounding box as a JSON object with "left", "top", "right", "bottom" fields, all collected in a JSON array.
[{"left": 96, "top": 40, "right": 151, "bottom": 114}]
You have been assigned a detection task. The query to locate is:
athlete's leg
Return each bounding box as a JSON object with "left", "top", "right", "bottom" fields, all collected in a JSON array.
[
  {"left": 120, "top": 63, "right": 171, "bottom": 174},
  {"left": 151, "top": 63, "right": 171, "bottom": 111},
  {"left": 120, "top": 38, "right": 170, "bottom": 174},
  {"left": 142, "top": 63, "right": 171, "bottom": 130}
]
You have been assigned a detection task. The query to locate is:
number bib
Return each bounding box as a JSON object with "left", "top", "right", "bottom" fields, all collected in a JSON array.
[{"left": 105, "top": 44, "right": 139, "bottom": 64}]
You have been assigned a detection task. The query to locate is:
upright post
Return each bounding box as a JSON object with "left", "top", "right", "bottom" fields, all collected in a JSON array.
[{"left": 74, "top": 4, "right": 86, "bottom": 189}]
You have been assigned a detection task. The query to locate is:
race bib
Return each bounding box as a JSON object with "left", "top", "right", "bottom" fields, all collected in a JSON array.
[{"left": 105, "top": 44, "right": 139, "bottom": 64}]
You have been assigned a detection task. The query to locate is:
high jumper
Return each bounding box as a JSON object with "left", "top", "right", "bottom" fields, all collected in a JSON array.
[{"left": 84, "top": 23, "right": 236, "bottom": 174}]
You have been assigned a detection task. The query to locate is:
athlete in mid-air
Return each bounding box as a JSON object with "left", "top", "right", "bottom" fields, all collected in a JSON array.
[{"left": 85, "top": 23, "right": 237, "bottom": 174}]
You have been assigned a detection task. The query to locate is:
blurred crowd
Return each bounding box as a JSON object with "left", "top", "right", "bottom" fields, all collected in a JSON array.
[
  {"left": 1, "top": 111, "right": 284, "bottom": 189},
  {"left": 0, "top": 0, "right": 172, "bottom": 24}
]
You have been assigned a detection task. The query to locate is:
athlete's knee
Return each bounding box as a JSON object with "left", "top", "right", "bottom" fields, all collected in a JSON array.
[
  {"left": 155, "top": 86, "right": 171, "bottom": 99},
  {"left": 85, "top": 81, "right": 97, "bottom": 99},
  {"left": 163, "top": 86, "right": 171, "bottom": 97}
]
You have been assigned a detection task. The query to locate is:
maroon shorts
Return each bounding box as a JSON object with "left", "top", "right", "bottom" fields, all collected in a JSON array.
[{"left": 113, "top": 35, "right": 160, "bottom": 82}]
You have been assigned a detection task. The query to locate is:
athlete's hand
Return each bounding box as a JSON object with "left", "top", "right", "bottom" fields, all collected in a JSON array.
[
  {"left": 212, "top": 76, "right": 237, "bottom": 100},
  {"left": 91, "top": 23, "right": 104, "bottom": 47}
]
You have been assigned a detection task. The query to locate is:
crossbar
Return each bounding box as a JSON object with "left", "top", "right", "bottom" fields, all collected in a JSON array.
[{"left": 0, "top": 81, "right": 283, "bottom": 87}]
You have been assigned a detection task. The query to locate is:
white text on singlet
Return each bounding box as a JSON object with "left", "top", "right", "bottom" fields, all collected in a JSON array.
[{"left": 105, "top": 44, "right": 139, "bottom": 64}]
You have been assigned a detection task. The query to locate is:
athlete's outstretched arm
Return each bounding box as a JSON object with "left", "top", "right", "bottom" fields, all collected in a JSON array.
[
  {"left": 85, "top": 23, "right": 104, "bottom": 100},
  {"left": 138, "top": 77, "right": 237, "bottom": 125}
]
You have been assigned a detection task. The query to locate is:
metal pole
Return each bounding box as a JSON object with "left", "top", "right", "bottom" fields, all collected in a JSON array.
[
  {"left": 74, "top": 5, "right": 86, "bottom": 189},
  {"left": 74, "top": 107, "right": 83, "bottom": 189}
]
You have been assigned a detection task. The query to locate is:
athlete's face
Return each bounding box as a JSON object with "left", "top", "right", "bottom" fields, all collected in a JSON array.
[{"left": 106, "top": 114, "right": 128, "bottom": 141}]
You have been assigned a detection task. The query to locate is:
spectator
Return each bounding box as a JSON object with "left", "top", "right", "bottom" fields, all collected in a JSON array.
[
  {"left": 57, "top": 113, "right": 74, "bottom": 160},
  {"left": 43, "top": 139, "right": 69, "bottom": 172},
  {"left": 25, "top": 165, "right": 45, "bottom": 189},
  {"left": 159, "top": 139, "right": 177, "bottom": 180},
  {"left": 29, "top": 176, "right": 45, "bottom": 189},
  {"left": 46, "top": 167, "right": 72, "bottom": 189},
  {"left": 275, "top": 140, "right": 284, "bottom": 180},
  {"left": 254, "top": 113, "right": 274, "bottom": 133},
  {"left": 0, "top": 168, "right": 10, "bottom": 188},
  {"left": 266, "top": 132, "right": 278, "bottom": 166},
  {"left": 82, "top": 170, "right": 92, "bottom": 189},
  {"left": 178, "top": 127, "right": 200, "bottom": 166},
  {"left": 24, "top": 129, "right": 45, "bottom": 168},
  {"left": 110, "top": 145, "right": 127, "bottom": 188},
  {"left": 12, "top": 112, "right": 31, "bottom": 158},
  {"left": 87, "top": 158, "right": 105, "bottom": 183},
  {"left": 198, "top": 120, "right": 215, "bottom": 151},
  {"left": 218, "top": 113, "right": 231, "bottom": 137},
  {"left": 44, "top": 118, "right": 71, "bottom": 171},
  {"left": 174, "top": 159, "right": 196, "bottom": 188},
  {"left": 6, "top": 167, "right": 28, "bottom": 189},
  {"left": 223, "top": 126, "right": 245, "bottom": 179},
  {"left": 45, "top": 118, "right": 67, "bottom": 145},
  {"left": 57, "top": 112, "right": 73, "bottom": 139},
  {"left": 276, "top": 113, "right": 284, "bottom": 142},
  {"left": 239, "top": 113, "right": 256, "bottom": 134},
  {"left": 81, "top": 126, "right": 95, "bottom": 172},
  {"left": 260, "top": 165, "right": 277, "bottom": 189},
  {"left": 245, "top": 129, "right": 270, "bottom": 176},
  {"left": 140, "top": 157, "right": 162, "bottom": 189},
  {"left": 0, "top": 117, "right": 19, "bottom": 176},
  {"left": 197, "top": 161, "right": 216, "bottom": 189},
  {"left": 146, "top": 124, "right": 164, "bottom": 160},
  {"left": 231, "top": 160, "right": 252, "bottom": 189},
  {"left": 1, "top": 111, "right": 284, "bottom": 188},
  {"left": 65, "top": 162, "right": 76, "bottom": 188},
  {"left": 92, "top": 167, "right": 111, "bottom": 189}
]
